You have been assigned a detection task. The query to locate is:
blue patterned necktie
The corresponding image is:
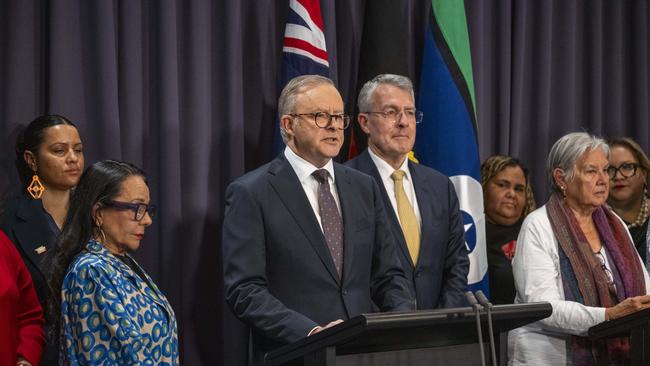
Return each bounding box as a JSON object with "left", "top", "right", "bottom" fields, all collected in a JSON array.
[{"left": 312, "top": 169, "right": 344, "bottom": 277}]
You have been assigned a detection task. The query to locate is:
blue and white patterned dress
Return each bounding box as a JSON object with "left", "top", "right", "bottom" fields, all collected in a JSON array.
[{"left": 61, "top": 239, "right": 178, "bottom": 365}]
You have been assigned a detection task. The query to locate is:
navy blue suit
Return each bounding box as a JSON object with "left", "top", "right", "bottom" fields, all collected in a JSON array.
[
  {"left": 1, "top": 194, "right": 59, "bottom": 365},
  {"left": 346, "top": 150, "right": 469, "bottom": 309},
  {"left": 222, "top": 155, "right": 413, "bottom": 365},
  {"left": 1, "top": 195, "right": 56, "bottom": 305}
]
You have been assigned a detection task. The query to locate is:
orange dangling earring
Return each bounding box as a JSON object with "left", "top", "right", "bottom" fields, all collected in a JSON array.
[{"left": 27, "top": 174, "right": 45, "bottom": 199}]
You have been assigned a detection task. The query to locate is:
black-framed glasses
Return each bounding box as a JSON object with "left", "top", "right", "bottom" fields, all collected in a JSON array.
[
  {"left": 607, "top": 162, "right": 638, "bottom": 179},
  {"left": 362, "top": 109, "right": 424, "bottom": 124},
  {"left": 104, "top": 201, "right": 157, "bottom": 221},
  {"left": 290, "top": 112, "right": 350, "bottom": 130}
]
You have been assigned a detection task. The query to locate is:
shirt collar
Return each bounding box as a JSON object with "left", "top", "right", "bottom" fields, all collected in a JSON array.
[
  {"left": 367, "top": 147, "right": 411, "bottom": 182},
  {"left": 284, "top": 146, "right": 336, "bottom": 184},
  {"left": 85, "top": 238, "right": 164, "bottom": 303},
  {"left": 87, "top": 238, "right": 108, "bottom": 254},
  {"left": 86, "top": 238, "right": 136, "bottom": 268}
]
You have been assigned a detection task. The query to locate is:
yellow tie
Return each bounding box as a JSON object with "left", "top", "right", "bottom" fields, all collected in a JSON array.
[{"left": 391, "top": 170, "right": 420, "bottom": 264}]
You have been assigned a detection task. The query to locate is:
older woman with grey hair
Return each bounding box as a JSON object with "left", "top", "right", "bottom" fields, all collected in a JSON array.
[{"left": 508, "top": 132, "right": 650, "bottom": 365}]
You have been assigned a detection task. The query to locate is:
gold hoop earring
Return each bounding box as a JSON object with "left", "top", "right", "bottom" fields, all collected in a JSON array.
[
  {"left": 27, "top": 174, "right": 45, "bottom": 199},
  {"left": 98, "top": 228, "right": 107, "bottom": 244},
  {"left": 94, "top": 222, "right": 107, "bottom": 244}
]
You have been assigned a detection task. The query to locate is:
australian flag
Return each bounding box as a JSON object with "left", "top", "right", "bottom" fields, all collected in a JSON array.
[{"left": 273, "top": 0, "right": 330, "bottom": 155}]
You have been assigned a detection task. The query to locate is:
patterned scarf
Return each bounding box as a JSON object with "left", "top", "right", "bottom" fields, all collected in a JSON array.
[{"left": 546, "top": 192, "right": 646, "bottom": 365}]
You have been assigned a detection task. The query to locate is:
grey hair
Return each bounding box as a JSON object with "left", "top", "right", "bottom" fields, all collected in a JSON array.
[
  {"left": 357, "top": 74, "right": 415, "bottom": 112},
  {"left": 278, "top": 75, "right": 334, "bottom": 142},
  {"left": 546, "top": 132, "right": 610, "bottom": 191}
]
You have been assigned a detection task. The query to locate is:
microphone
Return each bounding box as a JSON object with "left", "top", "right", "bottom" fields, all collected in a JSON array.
[
  {"left": 475, "top": 290, "right": 497, "bottom": 366},
  {"left": 465, "top": 291, "right": 486, "bottom": 366}
]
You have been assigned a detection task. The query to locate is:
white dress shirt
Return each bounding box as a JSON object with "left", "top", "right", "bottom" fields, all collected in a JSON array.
[
  {"left": 508, "top": 205, "right": 650, "bottom": 365},
  {"left": 367, "top": 148, "right": 421, "bottom": 226},
  {"left": 284, "top": 147, "right": 342, "bottom": 232},
  {"left": 284, "top": 147, "right": 344, "bottom": 337}
]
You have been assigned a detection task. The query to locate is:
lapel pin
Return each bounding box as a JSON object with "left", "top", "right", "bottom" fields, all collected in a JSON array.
[{"left": 35, "top": 246, "right": 47, "bottom": 255}]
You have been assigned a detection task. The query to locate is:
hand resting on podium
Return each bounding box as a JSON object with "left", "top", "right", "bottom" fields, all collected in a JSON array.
[
  {"left": 605, "top": 295, "right": 650, "bottom": 321},
  {"left": 308, "top": 319, "right": 344, "bottom": 336}
]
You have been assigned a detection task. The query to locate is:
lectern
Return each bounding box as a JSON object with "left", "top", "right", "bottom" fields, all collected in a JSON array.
[
  {"left": 589, "top": 307, "right": 650, "bottom": 365},
  {"left": 264, "top": 302, "right": 552, "bottom": 366}
]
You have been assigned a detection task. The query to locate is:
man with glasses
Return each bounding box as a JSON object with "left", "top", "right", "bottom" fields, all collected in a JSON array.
[
  {"left": 347, "top": 74, "right": 469, "bottom": 309},
  {"left": 222, "top": 75, "right": 413, "bottom": 365}
]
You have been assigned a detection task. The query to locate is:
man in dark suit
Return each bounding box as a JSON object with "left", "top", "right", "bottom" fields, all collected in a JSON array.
[
  {"left": 222, "top": 75, "right": 413, "bottom": 365},
  {"left": 346, "top": 74, "right": 469, "bottom": 309}
]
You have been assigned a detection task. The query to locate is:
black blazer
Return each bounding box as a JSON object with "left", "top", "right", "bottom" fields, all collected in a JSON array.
[
  {"left": 346, "top": 150, "right": 469, "bottom": 309},
  {"left": 222, "top": 155, "right": 414, "bottom": 365},
  {"left": 1, "top": 194, "right": 59, "bottom": 365},
  {"left": 1, "top": 194, "right": 57, "bottom": 305}
]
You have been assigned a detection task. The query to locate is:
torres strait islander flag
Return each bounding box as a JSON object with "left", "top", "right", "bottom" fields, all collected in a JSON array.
[
  {"left": 415, "top": 0, "right": 489, "bottom": 295},
  {"left": 272, "top": 0, "right": 330, "bottom": 156}
]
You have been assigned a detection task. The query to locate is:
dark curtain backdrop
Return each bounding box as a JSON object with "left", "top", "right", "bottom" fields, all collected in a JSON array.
[
  {"left": 468, "top": 0, "right": 650, "bottom": 202},
  {"left": 0, "top": 1, "right": 648, "bottom": 364}
]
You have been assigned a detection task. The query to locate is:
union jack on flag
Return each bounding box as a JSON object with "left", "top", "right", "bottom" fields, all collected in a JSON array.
[
  {"left": 273, "top": 0, "right": 330, "bottom": 155},
  {"left": 282, "top": 0, "right": 329, "bottom": 75}
]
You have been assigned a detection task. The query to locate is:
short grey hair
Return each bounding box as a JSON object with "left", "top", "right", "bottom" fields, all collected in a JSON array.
[
  {"left": 357, "top": 74, "right": 415, "bottom": 112},
  {"left": 546, "top": 132, "right": 610, "bottom": 191},
  {"left": 278, "top": 75, "right": 334, "bottom": 142}
]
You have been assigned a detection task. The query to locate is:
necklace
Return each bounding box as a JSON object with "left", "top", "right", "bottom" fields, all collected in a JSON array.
[{"left": 628, "top": 195, "right": 650, "bottom": 229}]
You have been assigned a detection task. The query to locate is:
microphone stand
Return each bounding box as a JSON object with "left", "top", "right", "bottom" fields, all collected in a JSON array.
[
  {"left": 475, "top": 290, "right": 497, "bottom": 366},
  {"left": 465, "top": 291, "right": 486, "bottom": 366}
]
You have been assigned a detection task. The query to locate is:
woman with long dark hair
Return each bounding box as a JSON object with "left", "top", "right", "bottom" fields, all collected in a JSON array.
[
  {"left": 1, "top": 114, "right": 83, "bottom": 365},
  {"left": 46, "top": 160, "right": 178, "bottom": 365}
]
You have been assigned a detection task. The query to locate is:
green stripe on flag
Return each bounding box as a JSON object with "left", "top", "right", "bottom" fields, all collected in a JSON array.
[{"left": 431, "top": 0, "right": 476, "bottom": 117}]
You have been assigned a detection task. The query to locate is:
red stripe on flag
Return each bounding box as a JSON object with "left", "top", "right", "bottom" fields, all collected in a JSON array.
[
  {"left": 283, "top": 37, "right": 328, "bottom": 62},
  {"left": 295, "top": 0, "right": 324, "bottom": 31},
  {"left": 347, "top": 125, "right": 359, "bottom": 159}
]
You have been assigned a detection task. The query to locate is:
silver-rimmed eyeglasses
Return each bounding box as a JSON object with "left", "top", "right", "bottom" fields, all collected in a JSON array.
[
  {"left": 290, "top": 112, "right": 350, "bottom": 130},
  {"left": 362, "top": 108, "right": 424, "bottom": 124}
]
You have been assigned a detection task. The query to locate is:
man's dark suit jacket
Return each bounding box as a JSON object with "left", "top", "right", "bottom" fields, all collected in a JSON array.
[
  {"left": 222, "top": 154, "right": 414, "bottom": 365},
  {"left": 1, "top": 194, "right": 59, "bottom": 365},
  {"left": 346, "top": 149, "right": 469, "bottom": 309}
]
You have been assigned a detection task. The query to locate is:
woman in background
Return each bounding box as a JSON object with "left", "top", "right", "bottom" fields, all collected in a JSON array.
[
  {"left": 607, "top": 137, "right": 650, "bottom": 269},
  {"left": 481, "top": 155, "right": 535, "bottom": 304},
  {"left": 0, "top": 229, "right": 44, "bottom": 366},
  {"left": 1, "top": 114, "right": 83, "bottom": 365},
  {"left": 47, "top": 160, "right": 178, "bottom": 365}
]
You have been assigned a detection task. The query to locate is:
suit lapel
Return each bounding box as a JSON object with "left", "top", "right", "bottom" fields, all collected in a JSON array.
[
  {"left": 268, "top": 156, "right": 341, "bottom": 285},
  {"left": 357, "top": 151, "right": 414, "bottom": 268},
  {"left": 409, "top": 161, "right": 434, "bottom": 268},
  {"left": 14, "top": 198, "right": 55, "bottom": 270}
]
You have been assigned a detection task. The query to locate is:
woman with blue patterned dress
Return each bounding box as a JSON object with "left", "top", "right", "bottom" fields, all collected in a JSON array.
[{"left": 45, "top": 160, "right": 178, "bottom": 365}]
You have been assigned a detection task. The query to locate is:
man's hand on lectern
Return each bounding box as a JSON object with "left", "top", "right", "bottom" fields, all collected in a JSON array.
[{"left": 308, "top": 319, "right": 344, "bottom": 336}]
